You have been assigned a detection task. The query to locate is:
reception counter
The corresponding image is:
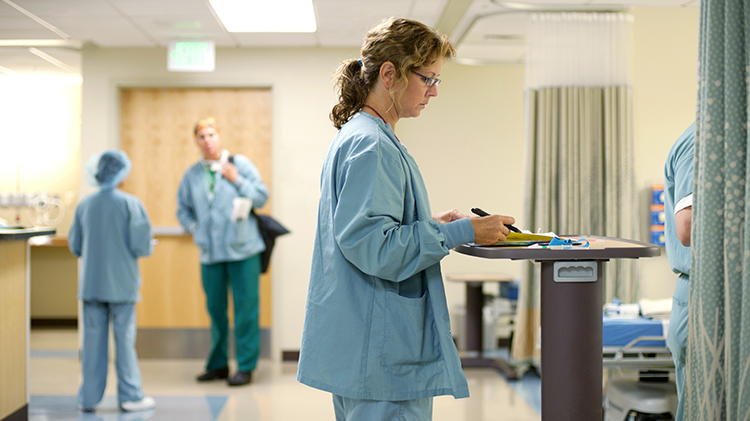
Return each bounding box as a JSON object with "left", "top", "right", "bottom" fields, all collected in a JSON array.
[{"left": 0, "top": 228, "right": 55, "bottom": 421}]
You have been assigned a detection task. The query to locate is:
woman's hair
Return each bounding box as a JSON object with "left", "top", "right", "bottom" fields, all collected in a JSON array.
[{"left": 329, "top": 17, "right": 456, "bottom": 129}]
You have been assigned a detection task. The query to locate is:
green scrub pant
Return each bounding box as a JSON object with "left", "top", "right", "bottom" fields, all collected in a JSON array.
[{"left": 201, "top": 254, "right": 261, "bottom": 373}]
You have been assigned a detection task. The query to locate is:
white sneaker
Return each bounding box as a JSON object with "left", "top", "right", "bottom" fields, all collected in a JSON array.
[{"left": 120, "top": 396, "right": 156, "bottom": 412}]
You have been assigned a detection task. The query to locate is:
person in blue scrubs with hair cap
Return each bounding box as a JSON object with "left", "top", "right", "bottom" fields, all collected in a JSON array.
[
  {"left": 69, "top": 149, "right": 155, "bottom": 413},
  {"left": 297, "top": 17, "right": 515, "bottom": 420}
]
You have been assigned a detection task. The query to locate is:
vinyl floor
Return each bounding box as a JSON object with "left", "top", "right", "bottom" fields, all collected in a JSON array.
[{"left": 28, "top": 327, "right": 542, "bottom": 421}]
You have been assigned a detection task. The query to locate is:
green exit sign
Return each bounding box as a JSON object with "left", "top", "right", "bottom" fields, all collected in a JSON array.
[{"left": 168, "top": 41, "right": 215, "bottom": 72}]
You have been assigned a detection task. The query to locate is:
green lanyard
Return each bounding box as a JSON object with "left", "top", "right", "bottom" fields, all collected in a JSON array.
[{"left": 202, "top": 164, "right": 217, "bottom": 201}]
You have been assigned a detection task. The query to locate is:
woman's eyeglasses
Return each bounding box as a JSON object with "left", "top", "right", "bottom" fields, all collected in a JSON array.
[{"left": 411, "top": 71, "right": 441, "bottom": 87}]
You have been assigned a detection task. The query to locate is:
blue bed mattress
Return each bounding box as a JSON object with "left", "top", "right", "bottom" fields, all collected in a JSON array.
[{"left": 603, "top": 316, "right": 667, "bottom": 348}]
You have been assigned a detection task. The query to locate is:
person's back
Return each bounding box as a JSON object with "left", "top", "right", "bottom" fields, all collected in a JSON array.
[{"left": 72, "top": 189, "right": 152, "bottom": 301}]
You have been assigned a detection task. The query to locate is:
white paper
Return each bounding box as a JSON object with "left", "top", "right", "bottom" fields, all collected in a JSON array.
[{"left": 231, "top": 197, "right": 252, "bottom": 222}]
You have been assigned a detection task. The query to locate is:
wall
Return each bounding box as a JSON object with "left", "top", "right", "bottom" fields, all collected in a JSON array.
[
  {"left": 79, "top": 45, "right": 529, "bottom": 360},
  {"left": 0, "top": 77, "right": 82, "bottom": 322},
  {"left": 73, "top": 5, "right": 700, "bottom": 361},
  {"left": 0, "top": 76, "right": 81, "bottom": 234},
  {"left": 399, "top": 63, "right": 527, "bottom": 312},
  {"left": 81, "top": 46, "right": 353, "bottom": 361},
  {"left": 632, "top": 6, "right": 700, "bottom": 300}
]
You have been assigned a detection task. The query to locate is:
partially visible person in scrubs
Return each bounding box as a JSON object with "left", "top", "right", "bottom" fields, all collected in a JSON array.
[
  {"left": 176, "top": 117, "right": 269, "bottom": 386},
  {"left": 69, "top": 150, "right": 155, "bottom": 413},
  {"left": 297, "top": 17, "right": 514, "bottom": 421},
  {"left": 664, "top": 122, "right": 696, "bottom": 421}
]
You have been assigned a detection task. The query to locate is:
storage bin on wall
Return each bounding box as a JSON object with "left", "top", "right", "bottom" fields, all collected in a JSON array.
[{"left": 650, "top": 184, "right": 665, "bottom": 247}]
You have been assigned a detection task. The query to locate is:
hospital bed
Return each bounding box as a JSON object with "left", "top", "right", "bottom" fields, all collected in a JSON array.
[
  {"left": 602, "top": 315, "right": 677, "bottom": 421},
  {"left": 603, "top": 316, "right": 674, "bottom": 372}
]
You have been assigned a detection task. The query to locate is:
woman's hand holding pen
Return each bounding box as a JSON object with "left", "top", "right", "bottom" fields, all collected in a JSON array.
[
  {"left": 432, "top": 208, "right": 516, "bottom": 244},
  {"left": 470, "top": 212, "right": 516, "bottom": 245}
]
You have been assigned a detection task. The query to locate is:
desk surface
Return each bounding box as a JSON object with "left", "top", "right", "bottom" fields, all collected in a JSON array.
[
  {"left": 0, "top": 227, "right": 56, "bottom": 241},
  {"left": 454, "top": 236, "right": 660, "bottom": 261}
]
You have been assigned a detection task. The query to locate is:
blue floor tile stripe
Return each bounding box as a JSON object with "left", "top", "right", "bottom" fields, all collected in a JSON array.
[{"left": 29, "top": 395, "right": 228, "bottom": 421}]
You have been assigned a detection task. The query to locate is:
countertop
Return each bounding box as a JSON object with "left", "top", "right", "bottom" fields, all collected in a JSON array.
[{"left": 0, "top": 227, "right": 56, "bottom": 241}]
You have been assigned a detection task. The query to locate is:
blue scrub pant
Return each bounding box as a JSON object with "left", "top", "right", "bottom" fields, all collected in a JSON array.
[
  {"left": 333, "top": 395, "right": 433, "bottom": 421},
  {"left": 201, "top": 255, "right": 261, "bottom": 373},
  {"left": 666, "top": 274, "right": 689, "bottom": 421},
  {"left": 78, "top": 301, "right": 144, "bottom": 408}
]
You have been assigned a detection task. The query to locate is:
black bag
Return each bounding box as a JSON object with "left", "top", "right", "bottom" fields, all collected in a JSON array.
[{"left": 252, "top": 209, "right": 290, "bottom": 273}]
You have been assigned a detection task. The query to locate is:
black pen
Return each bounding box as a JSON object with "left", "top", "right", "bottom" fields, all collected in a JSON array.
[{"left": 471, "top": 208, "right": 521, "bottom": 233}]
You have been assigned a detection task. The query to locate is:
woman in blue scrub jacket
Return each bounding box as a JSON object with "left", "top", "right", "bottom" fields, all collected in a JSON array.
[
  {"left": 69, "top": 150, "right": 155, "bottom": 413},
  {"left": 177, "top": 117, "right": 269, "bottom": 387},
  {"left": 297, "top": 17, "right": 515, "bottom": 421}
]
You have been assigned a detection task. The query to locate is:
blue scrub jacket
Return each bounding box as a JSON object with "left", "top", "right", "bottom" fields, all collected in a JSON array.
[
  {"left": 298, "top": 112, "right": 474, "bottom": 401},
  {"left": 176, "top": 154, "right": 269, "bottom": 265},
  {"left": 69, "top": 189, "right": 153, "bottom": 302}
]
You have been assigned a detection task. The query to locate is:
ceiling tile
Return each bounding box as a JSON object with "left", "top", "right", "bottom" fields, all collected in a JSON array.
[
  {"left": 131, "top": 15, "right": 227, "bottom": 39},
  {"left": 12, "top": 0, "right": 119, "bottom": 16},
  {"left": 232, "top": 32, "right": 319, "bottom": 47},
  {"left": 316, "top": 29, "right": 368, "bottom": 47},
  {"left": 107, "top": 0, "right": 216, "bottom": 16},
  {"left": 0, "top": 1, "right": 25, "bottom": 17},
  {"left": 589, "top": 0, "right": 697, "bottom": 5},
  {"left": 0, "top": 46, "right": 80, "bottom": 75},
  {"left": 0, "top": 0, "right": 700, "bottom": 77},
  {"left": 44, "top": 16, "right": 155, "bottom": 46},
  {"left": 410, "top": 0, "right": 448, "bottom": 26}
]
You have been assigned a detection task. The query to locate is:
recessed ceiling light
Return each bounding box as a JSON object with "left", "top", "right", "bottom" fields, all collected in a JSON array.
[{"left": 209, "top": 0, "right": 317, "bottom": 33}]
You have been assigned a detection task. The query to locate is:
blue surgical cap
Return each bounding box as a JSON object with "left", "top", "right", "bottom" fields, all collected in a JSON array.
[{"left": 85, "top": 150, "right": 132, "bottom": 190}]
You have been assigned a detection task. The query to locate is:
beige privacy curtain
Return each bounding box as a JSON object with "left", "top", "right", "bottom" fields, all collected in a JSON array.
[{"left": 512, "top": 13, "right": 639, "bottom": 366}]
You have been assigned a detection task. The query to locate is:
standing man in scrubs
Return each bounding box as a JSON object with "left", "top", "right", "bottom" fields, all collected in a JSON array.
[
  {"left": 663, "top": 122, "right": 696, "bottom": 421},
  {"left": 69, "top": 150, "right": 155, "bottom": 412},
  {"left": 177, "top": 117, "right": 269, "bottom": 386},
  {"left": 297, "top": 17, "right": 514, "bottom": 420}
]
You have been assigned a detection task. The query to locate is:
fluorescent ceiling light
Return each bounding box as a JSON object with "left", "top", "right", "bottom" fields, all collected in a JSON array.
[{"left": 209, "top": 0, "right": 316, "bottom": 33}]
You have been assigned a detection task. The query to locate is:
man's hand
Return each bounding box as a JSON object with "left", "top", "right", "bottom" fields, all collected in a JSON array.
[{"left": 222, "top": 163, "right": 239, "bottom": 183}]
